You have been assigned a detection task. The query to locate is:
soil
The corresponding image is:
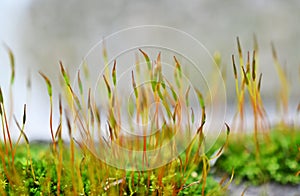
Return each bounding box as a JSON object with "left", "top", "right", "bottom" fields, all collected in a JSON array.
[{"left": 228, "top": 181, "right": 300, "bottom": 196}]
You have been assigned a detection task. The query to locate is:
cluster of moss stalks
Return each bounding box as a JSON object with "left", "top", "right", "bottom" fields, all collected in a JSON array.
[
  {"left": 0, "top": 37, "right": 299, "bottom": 195},
  {"left": 215, "top": 38, "right": 300, "bottom": 187}
]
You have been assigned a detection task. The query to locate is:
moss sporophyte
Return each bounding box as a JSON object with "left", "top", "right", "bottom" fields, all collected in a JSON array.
[{"left": 0, "top": 37, "right": 299, "bottom": 195}]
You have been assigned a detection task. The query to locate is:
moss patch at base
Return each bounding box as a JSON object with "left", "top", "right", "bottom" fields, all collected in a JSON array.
[{"left": 215, "top": 127, "right": 300, "bottom": 185}]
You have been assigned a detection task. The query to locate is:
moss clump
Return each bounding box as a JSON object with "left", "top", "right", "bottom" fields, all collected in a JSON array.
[{"left": 215, "top": 128, "right": 300, "bottom": 185}]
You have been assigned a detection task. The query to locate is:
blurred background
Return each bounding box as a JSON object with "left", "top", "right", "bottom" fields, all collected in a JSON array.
[{"left": 0, "top": 0, "right": 299, "bottom": 140}]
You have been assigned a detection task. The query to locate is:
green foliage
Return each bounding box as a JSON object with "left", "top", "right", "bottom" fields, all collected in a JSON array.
[
  {"left": 215, "top": 128, "right": 300, "bottom": 185},
  {"left": 0, "top": 142, "right": 228, "bottom": 195}
]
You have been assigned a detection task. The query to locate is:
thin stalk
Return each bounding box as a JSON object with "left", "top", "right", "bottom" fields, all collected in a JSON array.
[
  {"left": 13, "top": 105, "right": 36, "bottom": 181},
  {"left": 39, "top": 72, "right": 56, "bottom": 151},
  {"left": 4, "top": 46, "right": 15, "bottom": 124},
  {"left": 1, "top": 103, "right": 13, "bottom": 156}
]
